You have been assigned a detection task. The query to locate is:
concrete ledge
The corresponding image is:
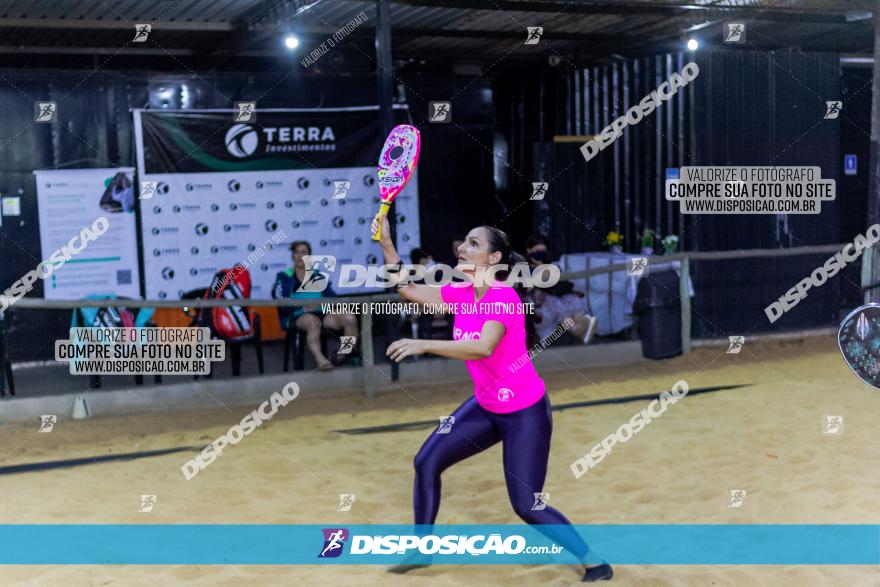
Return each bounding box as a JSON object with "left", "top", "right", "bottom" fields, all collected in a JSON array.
[
  {"left": 0, "top": 340, "right": 645, "bottom": 423},
  {"left": 0, "top": 326, "right": 836, "bottom": 424},
  {"left": 691, "top": 327, "right": 836, "bottom": 348}
]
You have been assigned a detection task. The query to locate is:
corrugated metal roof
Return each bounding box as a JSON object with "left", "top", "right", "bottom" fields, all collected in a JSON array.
[
  {"left": 0, "top": 0, "right": 871, "bottom": 60},
  {"left": 0, "top": 0, "right": 253, "bottom": 21}
]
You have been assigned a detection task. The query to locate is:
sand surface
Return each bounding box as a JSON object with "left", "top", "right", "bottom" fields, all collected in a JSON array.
[{"left": 1, "top": 335, "right": 878, "bottom": 586}]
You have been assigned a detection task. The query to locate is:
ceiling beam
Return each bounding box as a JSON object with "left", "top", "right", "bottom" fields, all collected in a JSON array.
[
  {"left": 390, "top": 0, "right": 858, "bottom": 23},
  {"left": 353, "top": 26, "right": 625, "bottom": 42},
  {"left": 0, "top": 18, "right": 233, "bottom": 31},
  {"left": 0, "top": 45, "right": 194, "bottom": 55},
  {"left": 214, "top": 0, "right": 329, "bottom": 56}
]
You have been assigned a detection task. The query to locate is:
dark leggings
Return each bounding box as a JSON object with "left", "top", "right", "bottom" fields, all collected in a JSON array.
[{"left": 413, "top": 393, "right": 590, "bottom": 562}]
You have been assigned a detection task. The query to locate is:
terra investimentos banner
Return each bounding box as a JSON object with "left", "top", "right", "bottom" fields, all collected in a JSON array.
[{"left": 133, "top": 107, "right": 420, "bottom": 299}]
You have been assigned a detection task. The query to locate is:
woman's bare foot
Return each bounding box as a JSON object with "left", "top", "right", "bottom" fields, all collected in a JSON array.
[{"left": 317, "top": 361, "right": 334, "bottom": 371}]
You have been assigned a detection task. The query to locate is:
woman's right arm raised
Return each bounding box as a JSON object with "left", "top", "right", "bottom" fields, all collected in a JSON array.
[{"left": 371, "top": 214, "right": 444, "bottom": 306}]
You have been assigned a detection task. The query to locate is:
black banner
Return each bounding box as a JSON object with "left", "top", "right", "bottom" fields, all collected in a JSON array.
[{"left": 139, "top": 108, "right": 408, "bottom": 174}]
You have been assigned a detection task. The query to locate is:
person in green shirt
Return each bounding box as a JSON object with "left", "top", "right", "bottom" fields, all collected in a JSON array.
[{"left": 272, "top": 240, "right": 358, "bottom": 370}]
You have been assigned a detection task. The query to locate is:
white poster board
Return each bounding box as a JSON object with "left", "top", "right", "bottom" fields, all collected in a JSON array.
[{"left": 34, "top": 168, "right": 142, "bottom": 299}]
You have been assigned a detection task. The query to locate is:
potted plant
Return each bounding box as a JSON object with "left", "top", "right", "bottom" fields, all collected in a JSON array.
[
  {"left": 640, "top": 229, "right": 655, "bottom": 255},
  {"left": 604, "top": 230, "right": 624, "bottom": 254},
  {"left": 661, "top": 234, "right": 679, "bottom": 255}
]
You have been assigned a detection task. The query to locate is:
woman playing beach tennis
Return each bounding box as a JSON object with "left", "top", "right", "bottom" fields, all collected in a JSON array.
[{"left": 371, "top": 215, "right": 613, "bottom": 582}]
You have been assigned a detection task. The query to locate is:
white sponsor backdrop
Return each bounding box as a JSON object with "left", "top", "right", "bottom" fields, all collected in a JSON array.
[
  {"left": 138, "top": 168, "right": 419, "bottom": 299},
  {"left": 34, "top": 168, "right": 141, "bottom": 300}
]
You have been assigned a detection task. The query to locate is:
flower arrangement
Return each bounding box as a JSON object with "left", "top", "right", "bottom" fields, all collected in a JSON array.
[
  {"left": 640, "top": 229, "right": 655, "bottom": 255},
  {"left": 661, "top": 234, "right": 679, "bottom": 255},
  {"left": 604, "top": 230, "right": 624, "bottom": 253}
]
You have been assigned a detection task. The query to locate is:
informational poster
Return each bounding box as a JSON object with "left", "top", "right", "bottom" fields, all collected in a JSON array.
[
  {"left": 133, "top": 107, "right": 420, "bottom": 299},
  {"left": 34, "top": 168, "right": 142, "bottom": 299},
  {"left": 2, "top": 196, "right": 20, "bottom": 216}
]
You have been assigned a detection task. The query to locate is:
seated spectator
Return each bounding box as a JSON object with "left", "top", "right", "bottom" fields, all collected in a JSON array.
[
  {"left": 272, "top": 240, "right": 358, "bottom": 370},
  {"left": 408, "top": 247, "right": 448, "bottom": 339},
  {"left": 450, "top": 238, "right": 465, "bottom": 268},
  {"left": 410, "top": 247, "right": 435, "bottom": 271},
  {"left": 524, "top": 234, "right": 597, "bottom": 345}
]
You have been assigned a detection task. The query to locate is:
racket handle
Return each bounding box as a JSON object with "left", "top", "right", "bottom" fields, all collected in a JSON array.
[{"left": 371, "top": 203, "right": 391, "bottom": 241}]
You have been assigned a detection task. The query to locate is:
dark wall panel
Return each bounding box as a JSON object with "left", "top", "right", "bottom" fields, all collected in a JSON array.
[
  {"left": 0, "top": 69, "right": 493, "bottom": 362},
  {"left": 496, "top": 49, "right": 855, "bottom": 337},
  {"left": 689, "top": 50, "right": 843, "bottom": 335}
]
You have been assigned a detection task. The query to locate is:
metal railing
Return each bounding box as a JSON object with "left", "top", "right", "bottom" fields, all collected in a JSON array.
[{"left": 0, "top": 243, "right": 850, "bottom": 399}]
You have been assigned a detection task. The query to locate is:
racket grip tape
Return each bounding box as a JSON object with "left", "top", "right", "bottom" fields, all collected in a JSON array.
[{"left": 371, "top": 203, "right": 391, "bottom": 241}]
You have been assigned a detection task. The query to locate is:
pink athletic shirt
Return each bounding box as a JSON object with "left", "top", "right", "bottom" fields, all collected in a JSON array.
[{"left": 440, "top": 281, "right": 545, "bottom": 414}]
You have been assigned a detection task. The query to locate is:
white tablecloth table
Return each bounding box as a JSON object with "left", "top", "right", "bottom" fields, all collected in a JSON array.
[{"left": 557, "top": 252, "right": 695, "bottom": 336}]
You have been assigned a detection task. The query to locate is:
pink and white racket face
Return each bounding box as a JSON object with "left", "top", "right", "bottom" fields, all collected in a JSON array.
[{"left": 377, "top": 124, "right": 421, "bottom": 204}]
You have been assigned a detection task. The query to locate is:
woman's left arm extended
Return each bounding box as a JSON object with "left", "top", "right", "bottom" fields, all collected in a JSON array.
[{"left": 387, "top": 320, "right": 505, "bottom": 362}]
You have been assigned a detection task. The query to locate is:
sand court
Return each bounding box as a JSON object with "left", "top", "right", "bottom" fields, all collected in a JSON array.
[
  {"left": 0, "top": 335, "right": 877, "bottom": 585},
  {"left": 0, "top": 337, "right": 880, "bottom": 585}
]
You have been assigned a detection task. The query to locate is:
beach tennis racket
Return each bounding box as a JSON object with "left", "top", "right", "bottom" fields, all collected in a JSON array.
[
  {"left": 838, "top": 303, "right": 880, "bottom": 389},
  {"left": 372, "top": 124, "right": 421, "bottom": 241}
]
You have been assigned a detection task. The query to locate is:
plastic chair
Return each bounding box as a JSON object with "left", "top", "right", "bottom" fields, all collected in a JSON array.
[
  {"left": 280, "top": 313, "right": 342, "bottom": 371},
  {"left": 70, "top": 296, "right": 162, "bottom": 390},
  {"left": 182, "top": 288, "right": 264, "bottom": 377}
]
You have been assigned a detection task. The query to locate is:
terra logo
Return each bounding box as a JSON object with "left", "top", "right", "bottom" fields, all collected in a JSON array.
[
  {"left": 225, "top": 124, "right": 259, "bottom": 158},
  {"left": 318, "top": 528, "right": 348, "bottom": 558}
]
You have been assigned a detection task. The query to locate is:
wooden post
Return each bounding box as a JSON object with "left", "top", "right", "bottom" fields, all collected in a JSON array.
[
  {"left": 866, "top": 9, "right": 880, "bottom": 303},
  {"left": 680, "top": 256, "right": 692, "bottom": 353},
  {"left": 360, "top": 302, "right": 376, "bottom": 399}
]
